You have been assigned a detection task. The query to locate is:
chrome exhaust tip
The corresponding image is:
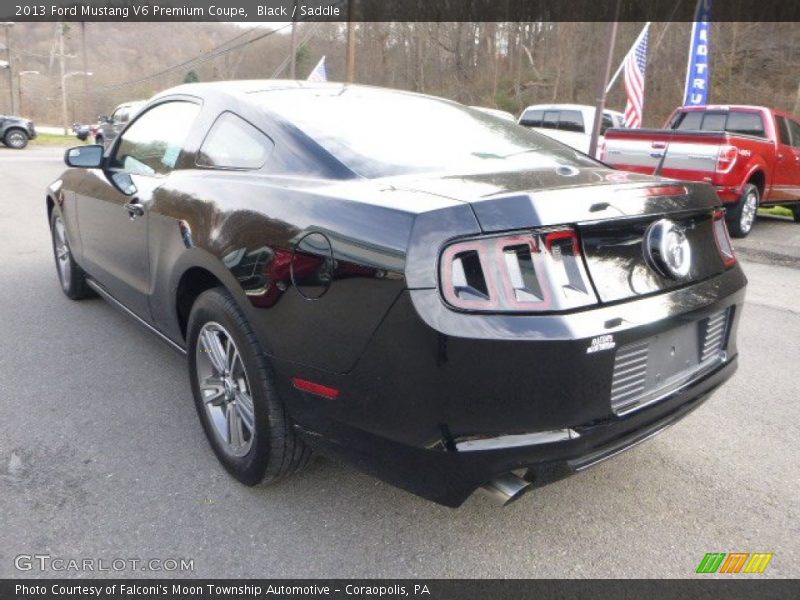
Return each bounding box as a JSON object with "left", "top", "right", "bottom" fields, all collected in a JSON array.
[{"left": 479, "top": 473, "right": 532, "bottom": 506}]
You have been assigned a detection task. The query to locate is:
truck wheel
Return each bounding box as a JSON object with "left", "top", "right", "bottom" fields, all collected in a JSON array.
[
  {"left": 726, "top": 184, "right": 759, "bottom": 238},
  {"left": 187, "top": 288, "right": 312, "bottom": 486},
  {"left": 792, "top": 205, "right": 800, "bottom": 223}
]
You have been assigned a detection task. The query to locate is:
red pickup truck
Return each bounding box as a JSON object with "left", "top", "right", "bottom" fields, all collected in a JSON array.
[{"left": 602, "top": 105, "right": 800, "bottom": 236}]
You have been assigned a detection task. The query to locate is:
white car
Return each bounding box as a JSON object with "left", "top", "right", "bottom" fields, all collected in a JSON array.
[{"left": 518, "top": 104, "right": 626, "bottom": 157}]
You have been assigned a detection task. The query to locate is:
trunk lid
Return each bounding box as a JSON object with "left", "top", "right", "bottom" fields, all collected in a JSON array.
[{"left": 395, "top": 167, "right": 728, "bottom": 304}]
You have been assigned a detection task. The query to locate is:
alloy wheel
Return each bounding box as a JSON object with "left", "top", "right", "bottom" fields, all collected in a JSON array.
[
  {"left": 740, "top": 190, "right": 758, "bottom": 234},
  {"left": 53, "top": 217, "right": 72, "bottom": 290},
  {"left": 195, "top": 322, "right": 256, "bottom": 458},
  {"left": 6, "top": 131, "right": 26, "bottom": 148}
]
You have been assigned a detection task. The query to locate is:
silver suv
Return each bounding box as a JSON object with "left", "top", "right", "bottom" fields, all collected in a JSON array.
[{"left": 94, "top": 100, "right": 145, "bottom": 149}]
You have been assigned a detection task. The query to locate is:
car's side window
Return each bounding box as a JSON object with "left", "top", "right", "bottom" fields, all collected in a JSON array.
[
  {"left": 725, "top": 111, "right": 766, "bottom": 138},
  {"left": 110, "top": 101, "right": 201, "bottom": 177},
  {"left": 787, "top": 119, "right": 800, "bottom": 149},
  {"left": 776, "top": 116, "right": 792, "bottom": 146},
  {"left": 197, "top": 112, "right": 274, "bottom": 170}
]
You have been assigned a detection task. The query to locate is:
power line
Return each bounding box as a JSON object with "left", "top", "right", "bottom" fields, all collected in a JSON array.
[
  {"left": 95, "top": 23, "right": 284, "bottom": 91},
  {"left": 95, "top": 3, "right": 346, "bottom": 92}
]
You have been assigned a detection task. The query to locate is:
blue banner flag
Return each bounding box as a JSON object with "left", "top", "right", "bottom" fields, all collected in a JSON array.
[{"left": 683, "top": 0, "right": 712, "bottom": 106}]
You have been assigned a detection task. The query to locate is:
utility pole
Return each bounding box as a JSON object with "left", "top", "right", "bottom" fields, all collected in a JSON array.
[
  {"left": 80, "top": 22, "right": 92, "bottom": 122},
  {"left": 1, "top": 22, "right": 15, "bottom": 113},
  {"left": 345, "top": 1, "right": 356, "bottom": 82},
  {"left": 18, "top": 71, "right": 40, "bottom": 116},
  {"left": 289, "top": 1, "right": 298, "bottom": 79},
  {"left": 588, "top": 1, "right": 621, "bottom": 159},
  {"left": 793, "top": 80, "right": 800, "bottom": 117},
  {"left": 59, "top": 23, "right": 69, "bottom": 135}
]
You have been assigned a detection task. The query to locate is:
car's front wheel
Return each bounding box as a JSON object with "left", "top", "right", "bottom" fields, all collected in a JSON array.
[
  {"left": 50, "top": 211, "right": 92, "bottom": 300},
  {"left": 187, "top": 288, "right": 312, "bottom": 486},
  {"left": 726, "top": 183, "right": 759, "bottom": 238},
  {"left": 3, "top": 128, "right": 29, "bottom": 149}
]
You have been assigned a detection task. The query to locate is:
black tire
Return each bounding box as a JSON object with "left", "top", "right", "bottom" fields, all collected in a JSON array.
[
  {"left": 49, "top": 210, "right": 92, "bottom": 300},
  {"left": 187, "top": 288, "right": 312, "bottom": 486},
  {"left": 726, "top": 183, "right": 759, "bottom": 238},
  {"left": 94, "top": 135, "right": 103, "bottom": 146},
  {"left": 3, "top": 128, "right": 29, "bottom": 149},
  {"left": 792, "top": 205, "right": 800, "bottom": 224}
]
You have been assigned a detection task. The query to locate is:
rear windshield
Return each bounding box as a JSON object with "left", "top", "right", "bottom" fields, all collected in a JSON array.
[
  {"left": 672, "top": 110, "right": 766, "bottom": 138},
  {"left": 250, "top": 88, "right": 600, "bottom": 178},
  {"left": 520, "top": 109, "right": 585, "bottom": 133}
]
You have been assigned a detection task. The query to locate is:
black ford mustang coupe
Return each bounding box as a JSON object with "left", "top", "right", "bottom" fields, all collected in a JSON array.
[{"left": 48, "top": 81, "right": 746, "bottom": 507}]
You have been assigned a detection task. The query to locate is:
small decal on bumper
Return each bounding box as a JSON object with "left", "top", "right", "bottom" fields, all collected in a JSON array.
[{"left": 586, "top": 334, "right": 616, "bottom": 354}]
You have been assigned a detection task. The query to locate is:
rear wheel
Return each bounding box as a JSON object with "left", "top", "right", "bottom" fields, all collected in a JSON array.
[
  {"left": 792, "top": 205, "right": 800, "bottom": 223},
  {"left": 3, "top": 128, "right": 29, "bottom": 149},
  {"left": 50, "top": 211, "right": 92, "bottom": 300},
  {"left": 726, "top": 184, "right": 759, "bottom": 238},
  {"left": 187, "top": 288, "right": 312, "bottom": 486}
]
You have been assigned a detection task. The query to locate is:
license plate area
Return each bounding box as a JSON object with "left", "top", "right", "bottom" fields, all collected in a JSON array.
[{"left": 610, "top": 309, "right": 730, "bottom": 415}]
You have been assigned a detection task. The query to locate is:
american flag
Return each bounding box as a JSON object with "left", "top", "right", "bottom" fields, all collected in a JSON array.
[
  {"left": 307, "top": 56, "right": 328, "bottom": 82},
  {"left": 623, "top": 26, "right": 650, "bottom": 128}
]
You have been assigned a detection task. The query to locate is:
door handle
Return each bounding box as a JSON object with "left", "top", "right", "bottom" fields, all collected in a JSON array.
[{"left": 123, "top": 200, "right": 144, "bottom": 220}]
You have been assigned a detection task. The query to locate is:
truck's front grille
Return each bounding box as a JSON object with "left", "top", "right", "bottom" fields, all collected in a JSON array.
[{"left": 609, "top": 309, "right": 731, "bottom": 415}]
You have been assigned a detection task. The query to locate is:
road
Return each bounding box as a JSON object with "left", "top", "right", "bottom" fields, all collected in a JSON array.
[{"left": 1, "top": 147, "right": 798, "bottom": 578}]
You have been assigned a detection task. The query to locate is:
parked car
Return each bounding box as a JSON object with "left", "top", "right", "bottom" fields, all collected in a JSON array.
[
  {"left": 602, "top": 105, "right": 800, "bottom": 237},
  {"left": 469, "top": 106, "right": 517, "bottom": 121},
  {"left": 48, "top": 82, "right": 746, "bottom": 507},
  {"left": 518, "top": 103, "right": 626, "bottom": 157},
  {"left": 0, "top": 114, "right": 36, "bottom": 149},
  {"left": 94, "top": 100, "right": 145, "bottom": 148},
  {"left": 72, "top": 122, "right": 91, "bottom": 142}
]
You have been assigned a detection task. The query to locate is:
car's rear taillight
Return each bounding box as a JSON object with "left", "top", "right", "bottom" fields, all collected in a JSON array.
[
  {"left": 440, "top": 228, "right": 597, "bottom": 312},
  {"left": 716, "top": 144, "right": 738, "bottom": 173},
  {"left": 712, "top": 210, "right": 737, "bottom": 267}
]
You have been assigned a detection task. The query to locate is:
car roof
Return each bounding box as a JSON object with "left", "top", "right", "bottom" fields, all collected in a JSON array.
[
  {"left": 520, "top": 103, "right": 624, "bottom": 117},
  {"left": 155, "top": 80, "right": 438, "bottom": 103}
]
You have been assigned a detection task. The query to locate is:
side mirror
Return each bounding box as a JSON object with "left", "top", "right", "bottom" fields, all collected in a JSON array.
[{"left": 64, "top": 145, "right": 104, "bottom": 169}]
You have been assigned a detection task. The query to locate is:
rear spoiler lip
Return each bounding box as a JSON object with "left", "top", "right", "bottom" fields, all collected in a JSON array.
[{"left": 469, "top": 181, "right": 719, "bottom": 233}]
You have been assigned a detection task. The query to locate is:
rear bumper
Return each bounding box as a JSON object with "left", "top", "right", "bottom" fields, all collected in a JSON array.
[
  {"left": 294, "top": 356, "right": 737, "bottom": 507},
  {"left": 278, "top": 267, "right": 746, "bottom": 507}
]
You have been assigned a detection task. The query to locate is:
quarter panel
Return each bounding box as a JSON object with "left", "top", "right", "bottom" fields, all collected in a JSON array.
[{"left": 148, "top": 171, "right": 421, "bottom": 373}]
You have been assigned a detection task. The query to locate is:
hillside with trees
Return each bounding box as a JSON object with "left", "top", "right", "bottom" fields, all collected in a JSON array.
[{"left": 2, "top": 21, "right": 799, "bottom": 128}]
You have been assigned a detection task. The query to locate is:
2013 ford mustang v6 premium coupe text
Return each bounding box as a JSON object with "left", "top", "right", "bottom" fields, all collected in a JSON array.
[{"left": 47, "top": 82, "right": 746, "bottom": 507}]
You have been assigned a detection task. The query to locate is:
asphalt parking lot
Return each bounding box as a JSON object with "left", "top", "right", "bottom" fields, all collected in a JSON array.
[{"left": 1, "top": 146, "right": 798, "bottom": 578}]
